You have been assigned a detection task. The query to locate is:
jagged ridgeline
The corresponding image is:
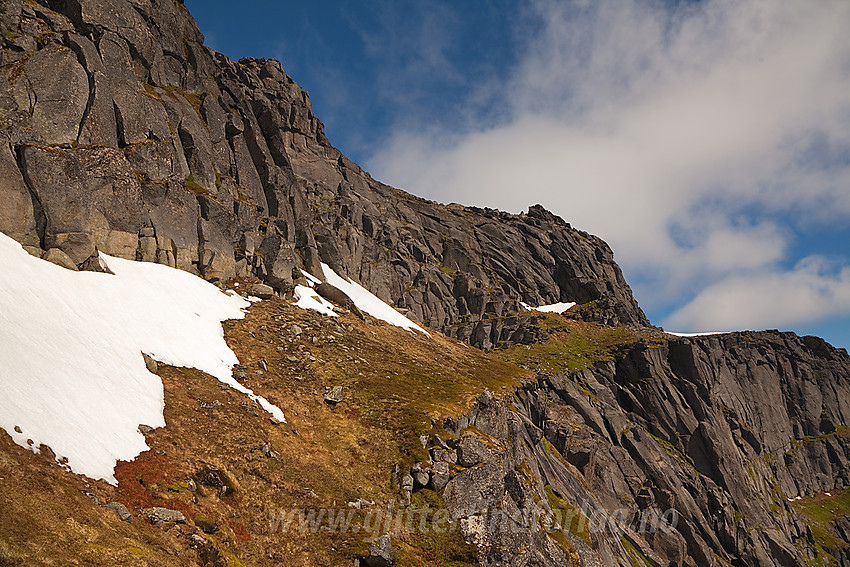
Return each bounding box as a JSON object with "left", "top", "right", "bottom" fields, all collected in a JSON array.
[
  {"left": 1, "top": 1, "right": 850, "bottom": 567},
  {"left": 0, "top": 0, "right": 646, "bottom": 350}
]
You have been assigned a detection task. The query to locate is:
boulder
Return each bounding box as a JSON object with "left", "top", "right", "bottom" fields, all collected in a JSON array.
[
  {"left": 251, "top": 283, "right": 274, "bottom": 299},
  {"left": 362, "top": 534, "right": 393, "bottom": 567},
  {"left": 429, "top": 462, "right": 450, "bottom": 492},
  {"left": 316, "top": 282, "right": 363, "bottom": 318},
  {"left": 145, "top": 507, "right": 186, "bottom": 526},
  {"left": 323, "top": 385, "right": 343, "bottom": 406},
  {"left": 456, "top": 435, "right": 490, "bottom": 468},
  {"left": 105, "top": 502, "right": 131, "bottom": 522},
  {"left": 43, "top": 248, "right": 78, "bottom": 271},
  {"left": 410, "top": 462, "right": 430, "bottom": 488}
]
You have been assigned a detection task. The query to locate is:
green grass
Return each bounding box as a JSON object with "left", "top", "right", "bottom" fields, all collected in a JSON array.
[
  {"left": 396, "top": 490, "right": 479, "bottom": 567},
  {"left": 310, "top": 321, "right": 529, "bottom": 468},
  {"left": 621, "top": 536, "right": 654, "bottom": 567},
  {"left": 787, "top": 426, "right": 850, "bottom": 457},
  {"left": 497, "top": 316, "right": 666, "bottom": 374},
  {"left": 184, "top": 173, "right": 209, "bottom": 196},
  {"left": 546, "top": 526, "right": 581, "bottom": 566},
  {"left": 793, "top": 487, "right": 850, "bottom": 563},
  {"left": 544, "top": 484, "right": 592, "bottom": 547}
]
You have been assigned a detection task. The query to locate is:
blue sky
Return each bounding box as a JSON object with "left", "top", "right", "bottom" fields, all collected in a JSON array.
[{"left": 186, "top": 0, "right": 850, "bottom": 351}]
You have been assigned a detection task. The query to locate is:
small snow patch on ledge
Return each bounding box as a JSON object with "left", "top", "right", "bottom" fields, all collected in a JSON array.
[
  {"left": 321, "top": 263, "right": 430, "bottom": 336},
  {"left": 520, "top": 301, "right": 576, "bottom": 314},
  {"left": 665, "top": 331, "right": 727, "bottom": 337}
]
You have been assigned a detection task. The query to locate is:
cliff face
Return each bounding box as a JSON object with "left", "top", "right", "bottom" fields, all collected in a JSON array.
[
  {"left": 438, "top": 331, "right": 850, "bottom": 566},
  {"left": 0, "top": 0, "right": 647, "bottom": 349},
  {"left": 3, "top": 2, "right": 850, "bottom": 567}
]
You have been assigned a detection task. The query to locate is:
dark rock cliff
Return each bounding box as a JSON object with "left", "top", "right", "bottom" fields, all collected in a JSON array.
[
  {"left": 427, "top": 331, "right": 850, "bottom": 566},
  {"left": 0, "top": 0, "right": 647, "bottom": 349},
  {"left": 3, "top": 2, "right": 850, "bottom": 566}
]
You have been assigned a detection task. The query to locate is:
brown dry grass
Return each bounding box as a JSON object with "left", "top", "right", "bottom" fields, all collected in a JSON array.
[
  {"left": 0, "top": 290, "right": 530, "bottom": 566},
  {"left": 496, "top": 313, "right": 667, "bottom": 374}
]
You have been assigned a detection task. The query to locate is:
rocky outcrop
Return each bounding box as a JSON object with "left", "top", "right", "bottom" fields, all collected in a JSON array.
[
  {"left": 0, "top": 0, "right": 646, "bottom": 347},
  {"left": 425, "top": 331, "right": 850, "bottom": 566}
]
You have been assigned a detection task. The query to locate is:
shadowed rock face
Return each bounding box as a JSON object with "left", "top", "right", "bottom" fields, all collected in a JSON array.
[
  {"left": 436, "top": 331, "right": 850, "bottom": 567},
  {"left": 0, "top": 0, "right": 647, "bottom": 348}
]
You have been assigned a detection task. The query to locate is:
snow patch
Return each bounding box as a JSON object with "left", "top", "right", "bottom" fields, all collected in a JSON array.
[
  {"left": 293, "top": 284, "right": 338, "bottom": 317},
  {"left": 522, "top": 301, "right": 576, "bottom": 314},
  {"left": 321, "top": 263, "right": 430, "bottom": 336},
  {"left": 300, "top": 269, "right": 322, "bottom": 286},
  {"left": 0, "top": 233, "right": 284, "bottom": 485},
  {"left": 666, "top": 331, "right": 727, "bottom": 337}
]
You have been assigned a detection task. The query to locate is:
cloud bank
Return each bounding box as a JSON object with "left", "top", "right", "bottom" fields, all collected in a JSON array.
[{"left": 366, "top": 0, "right": 850, "bottom": 334}]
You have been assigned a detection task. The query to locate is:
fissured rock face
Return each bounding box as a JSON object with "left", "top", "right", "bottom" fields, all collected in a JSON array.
[
  {"left": 0, "top": 0, "right": 647, "bottom": 347},
  {"left": 435, "top": 331, "right": 850, "bottom": 566}
]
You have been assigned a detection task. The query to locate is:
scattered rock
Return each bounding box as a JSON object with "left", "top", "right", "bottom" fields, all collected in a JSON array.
[
  {"left": 260, "top": 442, "right": 279, "bottom": 459},
  {"left": 138, "top": 424, "right": 155, "bottom": 435},
  {"left": 146, "top": 507, "right": 186, "bottom": 526},
  {"left": 193, "top": 515, "right": 218, "bottom": 534},
  {"left": 43, "top": 248, "right": 78, "bottom": 271},
  {"left": 194, "top": 466, "right": 236, "bottom": 497},
  {"left": 362, "top": 534, "right": 393, "bottom": 567},
  {"left": 251, "top": 283, "right": 274, "bottom": 299},
  {"left": 324, "top": 385, "right": 344, "bottom": 405},
  {"left": 105, "top": 502, "right": 132, "bottom": 522},
  {"left": 141, "top": 353, "right": 158, "bottom": 374},
  {"left": 198, "top": 398, "right": 223, "bottom": 410}
]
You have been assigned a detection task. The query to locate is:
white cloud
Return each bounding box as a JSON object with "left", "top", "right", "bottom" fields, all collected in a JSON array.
[
  {"left": 663, "top": 257, "right": 850, "bottom": 332},
  {"left": 366, "top": 0, "right": 850, "bottom": 330}
]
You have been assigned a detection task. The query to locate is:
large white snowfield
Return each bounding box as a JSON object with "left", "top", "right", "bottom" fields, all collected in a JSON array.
[{"left": 0, "top": 233, "right": 284, "bottom": 484}]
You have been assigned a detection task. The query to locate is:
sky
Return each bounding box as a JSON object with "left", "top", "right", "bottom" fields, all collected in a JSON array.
[{"left": 186, "top": 0, "right": 850, "bottom": 351}]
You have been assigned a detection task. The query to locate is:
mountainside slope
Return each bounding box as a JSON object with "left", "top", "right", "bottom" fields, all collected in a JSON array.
[
  {"left": 0, "top": 0, "right": 646, "bottom": 350},
  {"left": 2, "top": 1, "right": 850, "bottom": 567}
]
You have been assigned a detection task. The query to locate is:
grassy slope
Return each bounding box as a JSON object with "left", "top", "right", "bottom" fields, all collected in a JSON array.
[
  {"left": 495, "top": 312, "right": 667, "bottom": 374},
  {"left": 2, "top": 299, "right": 843, "bottom": 566},
  {"left": 0, "top": 289, "right": 528, "bottom": 566}
]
